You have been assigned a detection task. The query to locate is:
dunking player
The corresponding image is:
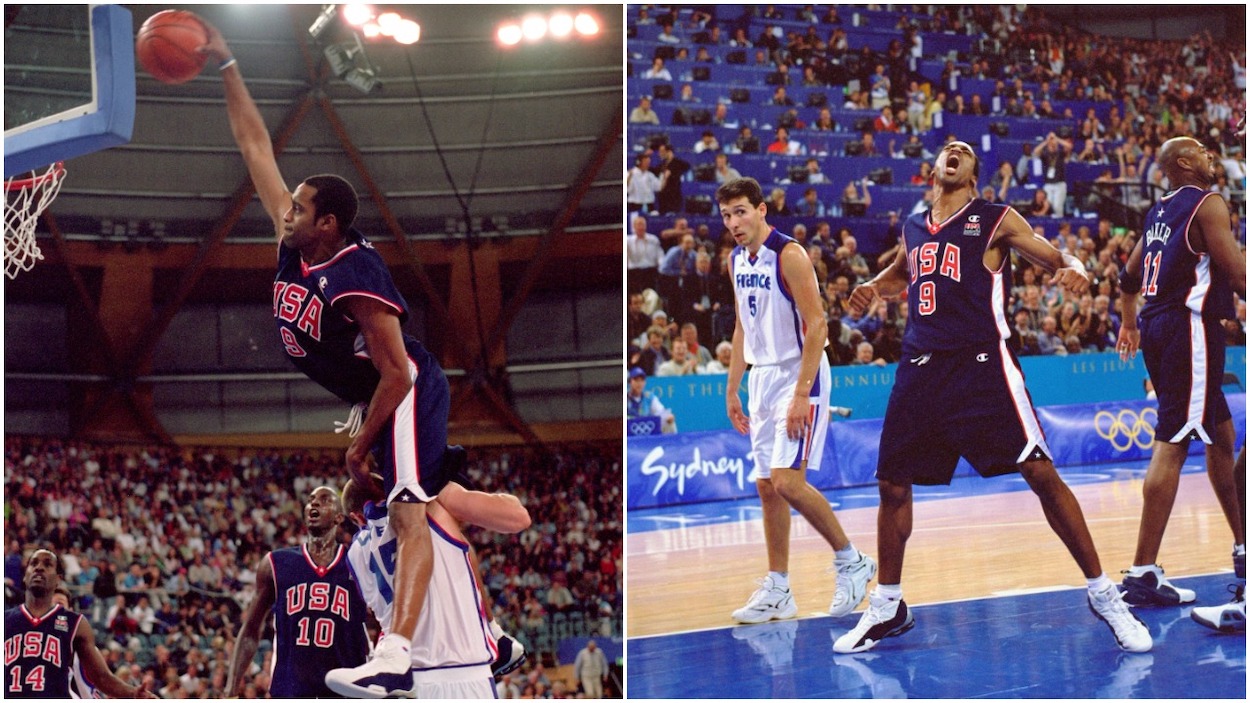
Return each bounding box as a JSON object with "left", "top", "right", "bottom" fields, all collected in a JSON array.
[
  {"left": 4, "top": 549, "right": 156, "bottom": 698},
  {"left": 719, "top": 177, "right": 876, "bottom": 625},
  {"left": 226, "top": 486, "right": 371, "bottom": 697},
  {"left": 328, "top": 475, "right": 531, "bottom": 698},
  {"left": 1115, "top": 135, "right": 1246, "bottom": 621},
  {"left": 202, "top": 22, "right": 451, "bottom": 696},
  {"left": 835, "top": 141, "right": 1151, "bottom": 653}
]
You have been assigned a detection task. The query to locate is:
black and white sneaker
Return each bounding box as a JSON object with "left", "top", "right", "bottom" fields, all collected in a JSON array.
[
  {"left": 492, "top": 631, "right": 528, "bottom": 678},
  {"left": 1191, "top": 584, "right": 1246, "bottom": 634},
  {"left": 832, "top": 592, "right": 914, "bottom": 654},
  {"left": 1121, "top": 566, "right": 1195, "bottom": 606}
]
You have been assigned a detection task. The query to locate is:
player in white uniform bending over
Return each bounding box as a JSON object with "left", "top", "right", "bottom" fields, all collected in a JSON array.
[
  {"left": 720, "top": 177, "right": 876, "bottom": 624},
  {"left": 329, "top": 475, "right": 530, "bottom": 699}
]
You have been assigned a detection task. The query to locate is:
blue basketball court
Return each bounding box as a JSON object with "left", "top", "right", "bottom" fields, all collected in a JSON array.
[{"left": 627, "top": 460, "right": 1247, "bottom": 699}]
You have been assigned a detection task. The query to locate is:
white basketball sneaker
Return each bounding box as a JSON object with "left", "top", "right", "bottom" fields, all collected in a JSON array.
[
  {"left": 732, "top": 575, "right": 798, "bottom": 624},
  {"left": 324, "top": 634, "right": 417, "bottom": 698},
  {"left": 1088, "top": 583, "right": 1153, "bottom": 652},
  {"left": 1190, "top": 584, "right": 1246, "bottom": 633},
  {"left": 829, "top": 551, "right": 877, "bottom": 617}
]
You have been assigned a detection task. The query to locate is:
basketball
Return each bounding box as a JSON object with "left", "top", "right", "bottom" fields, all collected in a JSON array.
[{"left": 135, "top": 10, "right": 208, "bottom": 84}]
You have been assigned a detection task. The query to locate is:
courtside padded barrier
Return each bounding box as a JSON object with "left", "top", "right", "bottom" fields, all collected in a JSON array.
[{"left": 627, "top": 394, "right": 1246, "bottom": 510}]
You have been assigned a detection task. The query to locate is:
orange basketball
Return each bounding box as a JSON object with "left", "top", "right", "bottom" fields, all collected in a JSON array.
[{"left": 136, "top": 10, "right": 209, "bottom": 84}]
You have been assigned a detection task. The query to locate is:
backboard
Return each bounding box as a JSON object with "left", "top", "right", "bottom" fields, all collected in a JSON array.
[{"left": 4, "top": 4, "right": 136, "bottom": 178}]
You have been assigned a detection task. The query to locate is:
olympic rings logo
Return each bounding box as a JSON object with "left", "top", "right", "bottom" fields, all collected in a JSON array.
[
  {"left": 1093, "top": 408, "right": 1157, "bottom": 451},
  {"left": 628, "top": 419, "right": 659, "bottom": 436}
]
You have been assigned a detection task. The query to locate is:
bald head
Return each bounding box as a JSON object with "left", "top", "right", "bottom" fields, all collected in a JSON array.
[{"left": 1158, "top": 137, "right": 1212, "bottom": 188}]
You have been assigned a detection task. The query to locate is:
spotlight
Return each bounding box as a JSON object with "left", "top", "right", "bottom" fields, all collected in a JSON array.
[
  {"left": 498, "top": 24, "right": 522, "bottom": 46},
  {"left": 549, "top": 12, "right": 574, "bottom": 38},
  {"left": 394, "top": 19, "right": 420, "bottom": 45},
  {"left": 377, "top": 12, "right": 402, "bottom": 37},
  {"left": 342, "top": 2, "right": 373, "bottom": 27},
  {"left": 574, "top": 12, "right": 599, "bottom": 36},
  {"left": 362, "top": 22, "right": 381, "bottom": 38},
  {"left": 521, "top": 15, "right": 547, "bottom": 41},
  {"left": 308, "top": 3, "right": 339, "bottom": 41}
]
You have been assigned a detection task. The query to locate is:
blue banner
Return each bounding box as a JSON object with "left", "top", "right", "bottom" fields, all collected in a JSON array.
[
  {"left": 626, "top": 416, "right": 663, "bottom": 437},
  {"left": 627, "top": 394, "right": 1246, "bottom": 510},
  {"left": 643, "top": 349, "right": 1246, "bottom": 432}
]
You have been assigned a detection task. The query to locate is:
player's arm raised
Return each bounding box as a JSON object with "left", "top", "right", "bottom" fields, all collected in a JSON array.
[
  {"left": 339, "top": 297, "right": 414, "bottom": 488},
  {"left": 436, "top": 482, "right": 532, "bottom": 533},
  {"left": 199, "top": 18, "right": 292, "bottom": 238},
  {"left": 995, "top": 208, "right": 1090, "bottom": 297},
  {"left": 780, "top": 243, "right": 829, "bottom": 440},
  {"left": 74, "top": 617, "right": 157, "bottom": 698},
  {"left": 227, "top": 553, "right": 276, "bottom": 697},
  {"left": 849, "top": 241, "right": 909, "bottom": 314}
]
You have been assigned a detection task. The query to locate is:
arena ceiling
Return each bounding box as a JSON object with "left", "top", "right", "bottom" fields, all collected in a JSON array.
[{"left": 3, "top": 4, "right": 625, "bottom": 445}]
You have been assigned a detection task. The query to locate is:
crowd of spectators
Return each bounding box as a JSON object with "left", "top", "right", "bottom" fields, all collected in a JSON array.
[
  {"left": 627, "top": 4, "right": 1246, "bottom": 375},
  {"left": 4, "top": 436, "right": 621, "bottom": 699}
]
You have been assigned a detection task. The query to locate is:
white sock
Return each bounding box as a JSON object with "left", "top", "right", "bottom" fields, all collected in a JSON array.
[
  {"left": 834, "top": 545, "right": 859, "bottom": 562},
  {"left": 875, "top": 583, "right": 902, "bottom": 601},
  {"left": 768, "top": 571, "right": 789, "bottom": 589},
  {"left": 489, "top": 620, "right": 505, "bottom": 639},
  {"left": 383, "top": 633, "right": 411, "bottom": 651},
  {"left": 1234, "top": 543, "right": 1246, "bottom": 556},
  {"left": 1127, "top": 564, "right": 1157, "bottom": 577},
  {"left": 1087, "top": 574, "right": 1114, "bottom": 593}
]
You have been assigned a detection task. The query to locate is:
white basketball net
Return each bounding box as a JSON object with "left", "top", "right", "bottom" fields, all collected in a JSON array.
[{"left": 4, "top": 162, "right": 65, "bottom": 279}]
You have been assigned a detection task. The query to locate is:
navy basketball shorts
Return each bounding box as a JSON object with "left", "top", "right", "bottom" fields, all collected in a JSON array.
[
  {"left": 878, "top": 340, "right": 1052, "bottom": 486},
  {"left": 1139, "top": 311, "right": 1230, "bottom": 444},
  {"left": 373, "top": 357, "right": 452, "bottom": 504}
]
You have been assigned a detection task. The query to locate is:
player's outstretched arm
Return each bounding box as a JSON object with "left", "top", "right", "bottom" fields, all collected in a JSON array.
[
  {"left": 226, "top": 554, "right": 276, "bottom": 697},
  {"left": 437, "top": 482, "right": 531, "bottom": 533},
  {"left": 198, "top": 18, "right": 291, "bottom": 238},
  {"left": 995, "top": 208, "right": 1090, "bottom": 296},
  {"left": 1194, "top": 193, "right": 1247, "bottom": 299},
  {"left": 74, "top": 617, "right": 157, "bottom": 698}
]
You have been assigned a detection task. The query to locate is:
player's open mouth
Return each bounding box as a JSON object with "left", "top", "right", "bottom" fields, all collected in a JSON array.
[{"left": 944, "top": 156, "right": 960, "bottom": 174}]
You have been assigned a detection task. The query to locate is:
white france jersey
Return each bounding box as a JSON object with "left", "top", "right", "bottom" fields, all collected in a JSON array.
[
  {"left": 732, "top": 229, "right": 823, "bottom": 366},
  {"left": 346, "top": 502, "right": 498, "bottom": 670}
]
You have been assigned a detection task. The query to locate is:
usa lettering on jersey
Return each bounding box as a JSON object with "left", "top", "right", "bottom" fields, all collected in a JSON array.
[
  {"left": 907, "top": 241, "right": 963, "bottom": 284},
  {"left": 284, "top": 582, "right": 353, "bottom": 619},
  {"left": 4, "top": 632, "right": 64, "bottom": 669},
  {"left": 273, "top": 281, "right": 325, "bottom": 348}
]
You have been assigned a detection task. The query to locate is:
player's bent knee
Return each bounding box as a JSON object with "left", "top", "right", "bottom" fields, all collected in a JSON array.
[{"left": 877, "top": 478, "right": 911, "bottom": 506}]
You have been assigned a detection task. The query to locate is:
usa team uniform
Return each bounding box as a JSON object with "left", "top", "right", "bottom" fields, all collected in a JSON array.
[
  {"left": 268, "top": 546, "right": 371, "bottom": 698},
  {"left": 346, "top": 502, "right": 499, "bottom": 698},
  {"left": 4, "top": 603, "right": 80, "bottom": 698},
  {"left": 879, "top": 199, "right": 1050, "bottom": 485},
  {"left": 1135, "top": 186, "right": 1235, "bottom": 444},
  {"left": 274, "top": 230, "right": 452, "bottom": 504},
  {"left": 731, "top": 229, "right": 831, "bottom": 476}
]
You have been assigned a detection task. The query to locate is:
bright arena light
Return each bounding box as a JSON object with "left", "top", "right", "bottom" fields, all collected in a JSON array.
[
  {"left": 342, "top": 3, "right": 374, "bottom": 27},
  {"left": 521, "top": 15, "right": 547, "bottom": 41},
  {"left": 394, "top": 19, "right": 420, "bottom": 45},
  {"left": 362, "top": 22, "right": 381, "bottom": 38},
  {"left": 549, "top": 12, "right": 574, "bottom": 38},
  {"left": 497, "top": 24, "right": 523, "bottom": 46},
  {"left": 574, "top": 12, "right": 599, "bottom": 36},
  {"left": 377, "top": 11, "right": 402, "bottom": 37}
]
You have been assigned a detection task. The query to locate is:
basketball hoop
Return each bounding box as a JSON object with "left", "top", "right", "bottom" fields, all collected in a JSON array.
[{"left": 4, "top": 161, "right": 66, "bottom": 279}]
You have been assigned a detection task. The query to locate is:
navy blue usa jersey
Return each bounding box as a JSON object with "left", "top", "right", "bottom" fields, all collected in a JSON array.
[
  {"left": 4, "top": 604, "right": 79, "bottom": 699},
  {"left": 1138, "top": 185, "right": 1236, "bottom": 322},
  {"left": 901, "top": 199, "right": 1013, "bottom": 353},
  {"left": 274, "top": 229, "right": 439, "bottom": 404},
  {"left": 268, "top": 545, "right": 370, "bottom": 698}
]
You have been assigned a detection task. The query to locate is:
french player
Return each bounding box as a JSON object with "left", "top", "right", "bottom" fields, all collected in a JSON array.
[
  {"left": 329, "top": 474, "right": 530, "bottom": 698},
  {"left": 719, "top": 177, "right": 877, "bottom": 626}
]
